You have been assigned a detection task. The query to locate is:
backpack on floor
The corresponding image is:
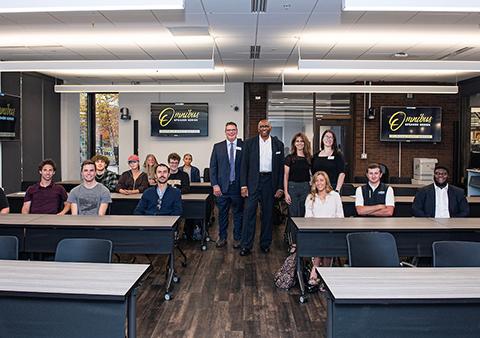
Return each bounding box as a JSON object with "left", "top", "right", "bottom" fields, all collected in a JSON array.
[{"left": 274, "top": 253, "right": 297, "bottom": 290}]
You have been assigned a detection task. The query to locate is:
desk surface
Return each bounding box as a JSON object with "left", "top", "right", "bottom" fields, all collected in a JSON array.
[
  {"left": 340, "top": 195, "right": 480, "bottom": 203},
  {"left": 0, "top": 260, "right": 149, "bottom": 298},
  {"left": 317, "top": 267, "right": 480, "bottom": 301},
  {"left": 292, "top": 217, "right": 440, "bottom": 230},
  {"left": 0, "top": 213, "right": 42, "bottom": 224},
  {"left": 351, "top": 183, "right": 425, "bottom": 188}
]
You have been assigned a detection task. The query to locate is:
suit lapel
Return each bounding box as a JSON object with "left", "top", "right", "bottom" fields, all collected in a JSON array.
[{"left": 428, "top": 186, "right": 436, "bottom": 215}]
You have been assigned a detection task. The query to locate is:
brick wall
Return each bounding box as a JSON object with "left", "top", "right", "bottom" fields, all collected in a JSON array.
[
  {"left": 352, "top": 93, "right": 459, "bottom": 179},
  {"left": 244, "top": 83, "right": 268, "bottom": 138}
]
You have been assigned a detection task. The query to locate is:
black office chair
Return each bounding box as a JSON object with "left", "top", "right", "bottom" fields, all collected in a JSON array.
[
  {"left": 55, "top": 238, "right": 113, "bottom": 263},
  {"left": 353, "top": 176, "right": 368, "bottom": 183},
  {"left": 0, "top": 236, "right": 18, "bottom": 260},
  {"left": 433, "top": 241, "right": 480, "bottom": 267},
  {"left": 389, "top": 176, "right": 411, "bottom": 184},
  {"left": 340, "top": 183, "right": 355, "bottom": 196},
  {"left": 347, "top": 232, "right": 412, "bottom": 267},
  {"left": 20, "top": 181, "right": 37, "bottom": 191},
  {"left": 203, "top": 167, "right": 210, "bottom": 183},
  {"left": 378, "top": 163, "right": 389, "bottom": 183}
]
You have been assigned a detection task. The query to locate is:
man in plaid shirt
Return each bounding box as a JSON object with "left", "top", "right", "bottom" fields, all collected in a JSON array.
[{"left": 92, "top": 154, "right": 118, "bottom": 192}]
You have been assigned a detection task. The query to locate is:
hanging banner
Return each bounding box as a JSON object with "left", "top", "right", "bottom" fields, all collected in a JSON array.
[
  {"left": 151, "top": 103, "right": 208, "bottom": 137},
  {"left": 380, "top": 106, "right": 441, "bottom": 142}
]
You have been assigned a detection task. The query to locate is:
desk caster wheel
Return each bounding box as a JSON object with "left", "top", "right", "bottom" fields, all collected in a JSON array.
[
  {"left": 164, "top": 293, "right": 172, "bottom": 301},
  {"left": 173, "top": 276, "right": 180, "bottom": 283},
  {"left": 201, "top": 245, "right": 207, "bottom": 251},
  {"left": 299, "top": 295, "right": 307, "bottom": 304},
  {"left": 206, "top": 237, "right": 211, "bottom": 242}
]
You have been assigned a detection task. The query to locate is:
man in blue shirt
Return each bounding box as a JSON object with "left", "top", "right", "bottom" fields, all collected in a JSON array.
[{"left": 134, "top": 163, "right": 182, "bottom": 216}]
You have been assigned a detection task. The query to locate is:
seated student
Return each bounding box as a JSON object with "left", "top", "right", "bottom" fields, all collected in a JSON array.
[
  {"left": 134, "top": 163, "right": 182, "bottom": 216},
  {"left": 304, "top": 171, "right": 344, "bottom": 288},
  {"left": 143, "top": 154, "right": 159, "bottom": 186},
  {"left": 179, "top": 153, "right": 200, "bottom": 183},
  {"left": 22, "top": 159, "right": 69, "bottom": 215},
  {"left": 167, "top": 152, "right": 190, "bottom": 194},
  {"left": 116, "top": 154, "right": 149, "bottom": 195},
  {"left": 92, "top": 154, "right": 118, "bottom": 192},
  {"left": 412, "top": 165, "right": 469, "bottom": 217},
  {"left": 355, "top": 163, "right": 395, "bottom": 217},
  {"left": 0, "top": 187, "right": 9, "bottom": 214},
  {"left": 68, "top": 160, "right": 112, "bottom": 215}
]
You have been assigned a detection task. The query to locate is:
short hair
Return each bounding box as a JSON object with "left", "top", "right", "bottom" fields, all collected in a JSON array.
[
  {"left": 434, "top": 165, "right": 449, "bottom": 174},
  {"left": 155, "top": 163, "right": 170, "bottom": 173},
  {"left": 366, "top": 163, "right": 382, "bottom": 173},
  {"left": 225, "top": 121, "right": 237, "bottom": 128},
  {"left": 91, "top": 154, "right": 110, "bottom": 167},
  {"left": 81, "top": 159, "right": 95, "bottom": 171},
  {"left": 168, "top": 153, "right": 181, "bottom": 163},
  {"left": 38, "top": 159, "right": 56, "bottom": 172}
]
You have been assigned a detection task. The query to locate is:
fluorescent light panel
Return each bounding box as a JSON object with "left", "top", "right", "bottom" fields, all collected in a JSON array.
[
  {"left": 342, "top": 0, "right": 480, "bottom": 12},
  {"left": 0, "top": 59, "right": 214, "bottom": 72},
  {"left": 282, "top": 84, "right": 458, "bottom": 94},
  {"left": 298, "top": 59, "right": 480, "bottom": 72},
  {"left": 55, "top": 83, "right": 225, "bottom": 93},
  {"left": 0, "top": 0, "right": 184, "bottom": 13}
]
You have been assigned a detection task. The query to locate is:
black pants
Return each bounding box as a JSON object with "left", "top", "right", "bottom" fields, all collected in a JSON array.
[{"left": 241, "top": 174, "right": 274, "bottom": 250}]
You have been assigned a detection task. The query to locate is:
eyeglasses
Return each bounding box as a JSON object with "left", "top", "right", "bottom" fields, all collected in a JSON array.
[
  {"left": 259, "top": 125, "right": 270, "bottom": 129},
  {"left": 225, "top": 128, "right": 237, "bottom": 132},
  {"left": 323, "top": 135, "right": 334, "bottom": 140}
]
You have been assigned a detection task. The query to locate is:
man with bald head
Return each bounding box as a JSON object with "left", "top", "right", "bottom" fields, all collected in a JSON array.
[{"left": 239, "top": 119, "right": 284, "bottom": 256}]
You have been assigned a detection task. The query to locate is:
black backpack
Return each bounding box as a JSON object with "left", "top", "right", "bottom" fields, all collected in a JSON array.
[{"left": 274, "top": 253, "right": 297, "bottom": 289}]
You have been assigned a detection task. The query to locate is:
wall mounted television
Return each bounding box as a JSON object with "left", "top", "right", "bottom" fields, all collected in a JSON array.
[
  {"left": 380, "top": 106, "right": 441, "bottom": 143},
  {"left": 0, "top": 95, "right": 20, "bottom": 140},
  {"left": 151, "top": 103, "right": 208, "bottom": 137}
]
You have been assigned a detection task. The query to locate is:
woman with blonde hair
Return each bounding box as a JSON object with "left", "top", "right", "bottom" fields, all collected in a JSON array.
[
  {"left": 305, "top": 171, "right": 344, "bottom": 288},
  {"left": 143, "top": 154, "right": 158, "bottom": 185},
  {"left": 284, "top": 132, "right": 312, "bottom": 253}
]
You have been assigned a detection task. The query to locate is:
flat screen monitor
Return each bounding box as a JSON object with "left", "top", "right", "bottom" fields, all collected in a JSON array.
[
  {"left": 380, "top": 106, "right": 441, "bottom": 143},
  {"left": 0, "top": 95, "right": 19, "bottom": 139},
  {"left": 151, "top": 103, "right": 208, "bottom": 137}
]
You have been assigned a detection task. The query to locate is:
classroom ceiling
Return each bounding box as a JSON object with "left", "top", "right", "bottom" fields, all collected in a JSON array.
[{"left": 1, "top": 0, "right": 480, "bottom": 84}]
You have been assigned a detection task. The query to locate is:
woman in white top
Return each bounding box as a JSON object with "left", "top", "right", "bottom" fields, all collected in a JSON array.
[{"left": 305, "top": 171, "right": 344, "bottom": 286}]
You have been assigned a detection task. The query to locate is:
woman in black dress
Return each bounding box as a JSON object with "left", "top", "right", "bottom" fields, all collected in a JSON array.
[{"left": 311, "top": 130, "right": 345, "bottom": 193}]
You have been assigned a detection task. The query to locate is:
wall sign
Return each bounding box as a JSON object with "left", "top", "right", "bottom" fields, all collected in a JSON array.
[
  {"left": 151, "top": 103, "right": 208, "bottom": 137},
  {"left": 380, "top": 106, "right": 441, "bottom": 143}
]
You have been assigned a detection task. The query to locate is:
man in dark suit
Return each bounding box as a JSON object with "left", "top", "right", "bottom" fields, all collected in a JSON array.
[
  {"left": 209, "top": 121, "right": 244, "bottom": 248},
  {"left": 412, "top": 165, "right": 469, "bottom": 217},
  {"left": 239, "top": 119, "right": 284, "bottom": 256}
]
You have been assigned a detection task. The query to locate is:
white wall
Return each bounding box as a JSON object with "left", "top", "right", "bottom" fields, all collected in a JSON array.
[{"left": 60, "top": 83, "right": 244, "bottom": 179}]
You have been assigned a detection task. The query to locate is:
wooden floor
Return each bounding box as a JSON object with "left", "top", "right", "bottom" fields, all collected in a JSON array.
[{"left": 131, "top": 217, "right": 327, "bottom": 338}]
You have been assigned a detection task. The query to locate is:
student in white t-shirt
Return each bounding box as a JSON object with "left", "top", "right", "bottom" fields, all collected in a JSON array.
[{"left": 304, "top": 171, "right": 344, "bottom": 287}]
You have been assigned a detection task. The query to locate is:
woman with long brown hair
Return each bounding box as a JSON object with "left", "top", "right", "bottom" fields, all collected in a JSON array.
[
  {"left": 143, "top": 154, "right": 159, "bottom": 186},
  {"left": 305, "top": 171, "right": 344, "bottom": 288},
  {"left": 284, "top": 132, "right": 312, "bottom": 253}
]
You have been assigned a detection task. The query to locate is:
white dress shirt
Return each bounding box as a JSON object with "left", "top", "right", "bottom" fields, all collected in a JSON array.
[
  {"left": 304, "top": 191, "right": 344, "bottom": 218},
  {"left": 259, "top": 135, "right": 272, "bottom": 172},
  {"left": 434, "top": 184, "right": 450, "bottom": 218}
]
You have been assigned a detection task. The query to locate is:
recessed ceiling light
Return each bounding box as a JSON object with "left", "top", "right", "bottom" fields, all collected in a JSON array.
[{"left": 394, "top": 52, "right": 409, "bottom": 58}]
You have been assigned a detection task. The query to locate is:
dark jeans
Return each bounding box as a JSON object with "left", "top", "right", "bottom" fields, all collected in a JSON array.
[
  {"left": 216, "top": 182, "right": 243, "bottom": 241},
  {"left": 286, "top": 181, "right": 310, "bottom": 244},
  {"left": 241, "top": 174, "right": 274, "bottom": 250}
]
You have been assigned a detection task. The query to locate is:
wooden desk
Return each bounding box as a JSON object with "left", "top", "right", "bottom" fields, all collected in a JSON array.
[
  {"left": 190, "top": 182, "right": 213, "bottom": 194},
  {"left": 0, "top": 260, "right": 149, "bottom": 338},
  {"left": 318, "top": 267, "right": 480, "bottom": 338},
  {"left": 0, "top": 214, "right": 179, "bottom": 299},
  {"left": 292, "top": 217, "right": 480, "bottom": 302}
]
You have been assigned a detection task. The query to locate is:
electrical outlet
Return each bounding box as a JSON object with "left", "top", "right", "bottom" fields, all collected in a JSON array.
[{"left": 361, "top": 153, "right": 368, "bottom": 160}]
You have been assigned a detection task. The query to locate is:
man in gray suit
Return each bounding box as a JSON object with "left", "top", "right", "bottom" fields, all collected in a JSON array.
[{"left": 239, "top": 119, "right": 284, "bottom": 256}]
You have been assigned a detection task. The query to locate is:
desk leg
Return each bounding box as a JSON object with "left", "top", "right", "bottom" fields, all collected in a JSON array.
[
  {"left": 297, "top": 254, "right": 306, "bottom": 303},
  {"left": 200, "top": 219, "right": 207, "bottom": 251},
  {"left": 165, "top": 249, "right": 175, "bottom": 300},
  {"left": 127, "top": 287, "right": 137, "bottom": 338}
]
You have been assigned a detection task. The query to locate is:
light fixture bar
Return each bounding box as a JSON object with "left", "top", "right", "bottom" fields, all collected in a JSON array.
[
  {"left": 0, "top": 0, "right": 184, "bottom": 13},
  {"left": 0, "top": 59, "right": 214, "bottom": 72},
  {"left": 342, "top": 0, "right": 480, "bottom": 12},
  {"left": 282, "top": 84, "right": 458, "bottom": 94},
  {"left": 55, "top": 83, "right": 225, "bottom": 93},
  {"left": 298, "top": 58, "right": 480, "bottom": 72}
]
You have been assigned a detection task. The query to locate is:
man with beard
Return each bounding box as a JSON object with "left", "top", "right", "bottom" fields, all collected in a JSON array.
[
  {"left": 134, "top": 163, "right": 182, "bottom": 216},
  {"left": 412, "top": 165, "right": 469, "bottom": 217},
  {"left": 22, "top": 159, "right": 69, "bottom": 215}
]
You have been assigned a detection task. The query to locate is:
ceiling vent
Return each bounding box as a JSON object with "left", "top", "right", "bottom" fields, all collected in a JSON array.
[
  {"left": 250, "top": 45, "right": 261, "bottom": 59},
  {"left": 251, "top": 0, "right": 267, "bottom": 13},
  {"left": 438, "top": 47, "right": 474, "bottom": 60}
]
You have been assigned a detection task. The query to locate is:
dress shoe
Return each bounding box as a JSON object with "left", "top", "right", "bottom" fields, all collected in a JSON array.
[
  {"left": 233, "top": 240, "right": 241, "bottom": 249},
  {"left": 260, "top": 246, "right": 270, "bottom": 254},
  {"left": 239, "top": 248, "right": 251, "bottom": 256},
  {"left": 215, "top": 239, "right": 227, "bottom": 248}
]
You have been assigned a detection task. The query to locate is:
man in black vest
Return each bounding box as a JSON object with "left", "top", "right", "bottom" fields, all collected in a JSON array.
[{"left": 355, "top": 163, "right": 395, "bottom": 216}]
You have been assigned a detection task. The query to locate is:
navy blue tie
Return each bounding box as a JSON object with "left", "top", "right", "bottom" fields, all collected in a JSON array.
[{"left": 229, "top": 142, "right": 235, "bottom": 182}]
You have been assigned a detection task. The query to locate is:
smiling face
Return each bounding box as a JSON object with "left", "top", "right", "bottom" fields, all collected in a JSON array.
[
  {"left": 95, "top": 159, "right": 106, "bottom": 172},
  {"left": 225, "top": 123, "right": 238, "bottom": 142},
  {"left": 82, "top": 163, "right": 96, "bottom": 183},
  {"left": 168, "top": 159, "right": 179, "bottom": 172},
  {"left": 128, "top": 160, "right": 139, "bottom": 170},
  {"left": 322, "top": 131, "right": 334, "bottom": 148},
  {"left": 294, "top": 136, "right": 305, "bottom": 152},
  {"left": 39, "top": 164, "right": 55, "bottom": 182},
  {"left": 315, "top": 173, "right": 327, "bottom": 192},
  {"left": 434, "top": 168, "right": 448, "bottom": 186},
  {"left": 257, "top": 119, "right": 272, "bottom": 138},
  {"left": 183, "top": 154, "right": 192, "bottom": 167},
  {"left": 156, "top": 165, "right": 170, "bottom": 184},
  {"left": 146, "top": 155, "right": 156, "bottom": 167},
  {"left": 366, "top": 167, "right": 382, "bottom": 185}
]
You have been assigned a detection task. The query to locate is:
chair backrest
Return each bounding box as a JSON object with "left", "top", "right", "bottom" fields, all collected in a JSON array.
[
  {"left": 378, "top": 163, "right": 389, "bottom": 183},
  {"left": 55, "top": 238, "right": 113, "bottom": 263},
  {"left": 203, "top": 167, "right": 210, "bottom": 182},
  {"left": 389, "top": 176, "right": 411, "bottom": 184},
  {"left": 0, "top": 236, "right": 18, "bottom": 260},
  {"left": 353, "top": 176, "right": 368, "bottom": 183},
  {"left": 433, "top": 241, "right": 480, "bottom": 267},
  {"left": 347, "top": 232, "right": 400, "bottom": 267}
]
